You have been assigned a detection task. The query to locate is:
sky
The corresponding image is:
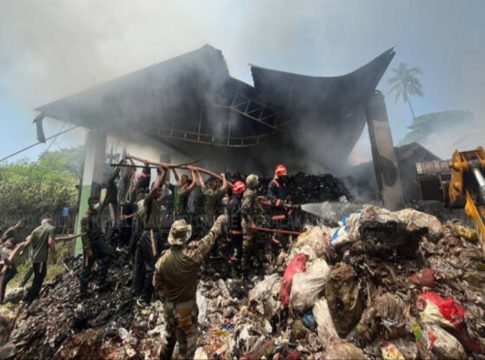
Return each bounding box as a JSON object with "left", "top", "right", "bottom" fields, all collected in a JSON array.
[{"left": 0, "top": 0, "right": 484, "bottom": 165}]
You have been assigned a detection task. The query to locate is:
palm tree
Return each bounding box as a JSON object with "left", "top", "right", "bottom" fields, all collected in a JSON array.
[{"left": 388, "top": 63, "right": 423, "bottom": 120}]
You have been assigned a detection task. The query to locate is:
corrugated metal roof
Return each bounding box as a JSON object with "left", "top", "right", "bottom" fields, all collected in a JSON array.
[{"left": 36, "top": 45, "right": 395, "bottom": 168}]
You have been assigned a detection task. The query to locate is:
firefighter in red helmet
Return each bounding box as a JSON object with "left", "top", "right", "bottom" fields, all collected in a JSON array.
[
  {"left": 226, "top": 180, "right": 246, "bottom": 276},
  {"left": 267, "top": 164, "right": 291, "bottom": 252}
]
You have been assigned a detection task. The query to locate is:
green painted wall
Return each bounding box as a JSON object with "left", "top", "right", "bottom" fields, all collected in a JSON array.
[{"left": 75, "top": 184, "right": 92, "bottom": 253}]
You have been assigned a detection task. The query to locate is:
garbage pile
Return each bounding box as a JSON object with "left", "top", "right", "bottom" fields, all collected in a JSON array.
[
  {"left": 4, "top": 204, "right": 485, "bottom": 359},
  {"left": 259, "top": 173, "right": 351, "bottom": 204}
]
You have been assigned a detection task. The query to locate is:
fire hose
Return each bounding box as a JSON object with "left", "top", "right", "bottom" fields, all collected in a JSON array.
[
  {"left": 122, "top": 154, "right": 233, "bottom": 186},
  {"left": 252, "top": 226, "right": 303, "bottom": 237}
]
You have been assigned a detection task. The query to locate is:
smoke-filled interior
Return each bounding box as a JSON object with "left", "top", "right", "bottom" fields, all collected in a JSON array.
[{"left": 36, "top": 45, "right": 395, "bottom": 175}]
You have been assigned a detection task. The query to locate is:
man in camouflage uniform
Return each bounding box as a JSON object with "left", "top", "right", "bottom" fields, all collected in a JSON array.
[
  {"left": 80, "top": 196, "right": 112, "bottom": 299},
  {"left": 198, "top": 172, "right": 228, "bottom": 222},
  {"left": 241, "top": 174, "right": 264, "bottom": 275},
  {"left": 172, "top": 168, "right": 198, "bottom": 221},
  {"left": 133, "top": 167, "right": 167, "bottom": 307},
  {"left": 153, "top": 214, "right": 227, "bottom": 360}
]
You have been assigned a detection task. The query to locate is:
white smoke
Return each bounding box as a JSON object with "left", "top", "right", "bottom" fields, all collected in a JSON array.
[{"left": 0, "top": 0, "right": 483, "bottom": 163}]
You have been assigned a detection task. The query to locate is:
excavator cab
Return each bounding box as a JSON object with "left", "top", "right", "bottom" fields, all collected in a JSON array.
[{"left": 417, "top": 146, "right": 485, "bottom": 256}]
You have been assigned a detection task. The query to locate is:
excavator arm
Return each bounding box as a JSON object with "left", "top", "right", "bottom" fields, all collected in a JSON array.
[{"left": 417, "top": 146, "right": 485, "bottom": 256}]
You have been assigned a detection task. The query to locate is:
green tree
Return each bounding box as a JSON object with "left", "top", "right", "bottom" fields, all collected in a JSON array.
[
  {"left": 388, "top": 63, "right": 423, "bottom": 120},
  {"left": 0, "top": 146, "right": 83, "bottom": 226},
  {"left": 399, "top": 110, "right": 473, "bottom": 145}
]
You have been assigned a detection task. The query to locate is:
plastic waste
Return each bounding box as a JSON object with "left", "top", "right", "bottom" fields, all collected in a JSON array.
[
  {"left": 381, "top": 342, "right": 406, "bottom": 360},
  {"left": 302, "top": 310, "right": 316, "bottom": 330},
  {"left": 325, "top": 262, "right": 365, "bottom": 336},
  {"left": 290, "top": 258, "right": 330, "bottom": 312},
  {"left": 291, "top": 226, "right": 330, "bottom": 260},
  {"left": 312, "top": 299, "right": 339, "bottom": 348},
  {"left": 417, "top": 292, "right": 465, "bottom": 329},
  {"left": 329, "top": 211, "right": 361, "bottom": 248},
  {"left": 423, "top": 324, "right": 467, "bottom": 360},
  {"left": 281, "top": 254, "right": 307, "bottom": 308}
]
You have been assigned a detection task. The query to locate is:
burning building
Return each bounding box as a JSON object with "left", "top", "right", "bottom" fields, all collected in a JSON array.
[{"left": 35, "top": 44, "right": 403, "bottom": 220}]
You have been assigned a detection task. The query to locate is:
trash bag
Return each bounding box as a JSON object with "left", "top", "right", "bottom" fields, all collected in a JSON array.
[
  {"left": 356, "top": 293, "right": 409, "bottom": 344},
  {"left": 325, "top": 262, "right": 365, "bottom": 337},
  {"left": 423, "top": 324, "right": 467, "bottom": 360},
  {"left": 290, "top": 258, "right": 330, "bottom": 312},
  {"left": 395, "top": 208, "right": 443, "bottom": 241},
  {"left": 417, "top": 292, "right": 465, "bottom": 329},
  {"left": 324, "top": 339, "right": 366, "bottom": 360},
  {"left": 281, "top": 254, "right": 307, "bottom": 308},
  {"left": 358, "top": 205, "right": 427, "bottom": 257},
  {"left": 197, "top": 291, "right": 209, "bottom": 326},
  {"left": 329, "top": 211, "right": 361, "bottom": 248},
  {"left": 248, "top": 274, "right": 281, "bottom": 318},
  {"left": 312, "top": 299, "right": 339, "bottom": 348},
  {"left": 291, "top": 226, "right": 330, "bottom": 260}
]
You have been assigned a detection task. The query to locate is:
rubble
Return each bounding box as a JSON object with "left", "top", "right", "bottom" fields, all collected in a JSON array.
[
  {"left": 4, "top": 205, "right": 485, "bottom": 359},
  {"left": 259, "top": 173, "right": 351, "bottom": 204}
]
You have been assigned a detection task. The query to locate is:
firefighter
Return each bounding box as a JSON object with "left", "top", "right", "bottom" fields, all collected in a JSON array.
[
  {"left": 153, "top": 214, "right": 227, "bottom": 360},
  {"left": 226, "top": 180, "right": 246, "bottom": 271},
  {"left": 267, "top": 164, "right": 291, "bottom": 250},
  {"left": 241, "top": 174, "right": 264, "bottom": 275},
  {"left": 79, "top": 197, "right": 112, "bottom": 300},
  {"left": 133, "top": 167, "right": 168, "bottom": 307}
]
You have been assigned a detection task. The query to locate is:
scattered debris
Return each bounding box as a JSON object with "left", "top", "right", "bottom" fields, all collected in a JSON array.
[{"left": 5, "top": 204, "right": 485, "bottom": 359}]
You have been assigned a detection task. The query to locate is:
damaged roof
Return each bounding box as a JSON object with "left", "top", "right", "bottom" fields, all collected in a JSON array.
[{"left": 36, "top": 45, "right": 394, "bottom": 164}]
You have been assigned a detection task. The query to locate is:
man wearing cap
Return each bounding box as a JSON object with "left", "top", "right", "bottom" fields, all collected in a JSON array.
[
  {"left": 241, "top": 174, "right": 264, "bottom": 276},
  {"left": 153, "top": 214, "right": 227, "bottom": 360}
]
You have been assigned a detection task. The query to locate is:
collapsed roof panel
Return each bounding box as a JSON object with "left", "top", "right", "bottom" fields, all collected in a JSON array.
[{"left": 36, "top": 45, "right": 395, "bottom": 168}]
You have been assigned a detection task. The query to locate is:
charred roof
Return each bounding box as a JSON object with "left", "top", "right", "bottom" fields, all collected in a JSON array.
[{"left": 36, "top": 45, "right": 395, "bottom": 167}]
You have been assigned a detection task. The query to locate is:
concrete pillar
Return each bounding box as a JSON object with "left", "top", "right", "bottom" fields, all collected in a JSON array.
[
  {"left": 75, "top": 129, "right": 107, "bottom": 252},
  {"left": 365, "top": 90, "right": 404, "bottom": 210}
]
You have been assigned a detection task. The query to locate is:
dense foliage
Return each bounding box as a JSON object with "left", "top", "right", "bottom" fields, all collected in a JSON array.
[{"left": 0, "top": 147, "right": 83, "bottom": 226}]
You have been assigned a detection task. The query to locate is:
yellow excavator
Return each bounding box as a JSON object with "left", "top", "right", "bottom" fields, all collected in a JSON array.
[{"left": 416, "top": 146, "right": 485, "bottom": 256}]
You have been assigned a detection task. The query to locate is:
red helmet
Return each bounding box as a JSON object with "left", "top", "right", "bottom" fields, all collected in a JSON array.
[
  {"left": 232, "top": 181, "right": 246, "bottom": 195},
  {"left": 275, "top": 164, "right": 288, "bottom": 177}
]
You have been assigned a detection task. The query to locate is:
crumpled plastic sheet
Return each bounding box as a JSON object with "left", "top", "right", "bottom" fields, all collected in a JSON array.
[{"left": 290, "top": 258, "right": 330, "bottom": 312}]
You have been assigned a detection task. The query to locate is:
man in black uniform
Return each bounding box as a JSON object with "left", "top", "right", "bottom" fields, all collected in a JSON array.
[
  {"left": 80, "top": 197, "right": 112, "bottom": 299},
  {"left": 267, "top": 164, "right": 291, "bottom": 251},
  {"left": 226, "top": 181, "right": 246, "bottom": 269}
]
